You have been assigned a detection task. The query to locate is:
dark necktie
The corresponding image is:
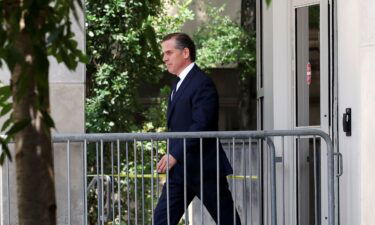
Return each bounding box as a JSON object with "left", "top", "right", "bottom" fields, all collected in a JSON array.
[{"left": 171, "top": 77, "right": 180, "bottom": 100}]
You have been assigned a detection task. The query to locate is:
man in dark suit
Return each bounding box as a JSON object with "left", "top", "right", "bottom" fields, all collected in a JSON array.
[{"left": 154, "top": 33, "right": 241, "bottom": 225}]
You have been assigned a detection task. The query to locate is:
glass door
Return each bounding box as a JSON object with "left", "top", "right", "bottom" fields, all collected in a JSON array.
[{"left": 292, "top": 0, "right": 334, "bottom": 224}]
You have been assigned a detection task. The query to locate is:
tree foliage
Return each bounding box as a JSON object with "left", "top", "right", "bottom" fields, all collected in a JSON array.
[
  {"left": 85, "top": 0, "right": 162, "bottom": 132},
  {"left": 85, "top": 0, "right": 193, "bottom": 133},
  {"left": 194, "top": 4, "right": 256, "bottom": 79},
  {"left": 0, "top": 0, "right": 87, "bottom": 160}
]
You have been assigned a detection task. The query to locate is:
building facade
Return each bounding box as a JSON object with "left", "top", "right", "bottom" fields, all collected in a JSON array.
[{"left": 259, "top": 0, "right": 375, "bottom": 224}]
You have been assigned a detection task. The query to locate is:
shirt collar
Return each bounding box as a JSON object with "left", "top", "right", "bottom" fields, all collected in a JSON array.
[{"left": 176, "top": 62, "right": 195, "bottom": 90}]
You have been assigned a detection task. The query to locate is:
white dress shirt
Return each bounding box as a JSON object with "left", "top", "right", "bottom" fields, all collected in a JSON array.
[
  {"left": 176, "top": 62, "right": 195, "bottom": 91},
  {"left": 171, "top": 62, "right": 195, "bottom": 99}
]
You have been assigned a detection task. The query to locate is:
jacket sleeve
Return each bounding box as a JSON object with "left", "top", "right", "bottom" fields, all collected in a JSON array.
[{"left": 169, "top": 78, "right": 218, "bottom": 162}]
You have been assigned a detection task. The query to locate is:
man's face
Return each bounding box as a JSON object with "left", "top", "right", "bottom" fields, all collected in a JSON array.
[{"left": 161, "top": 38, "right": 190, "bottom": 75}]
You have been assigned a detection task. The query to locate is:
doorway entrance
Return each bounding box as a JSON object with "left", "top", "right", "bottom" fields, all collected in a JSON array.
[{"left": 292, "top": 1, "right": 337, "bottom": 225}]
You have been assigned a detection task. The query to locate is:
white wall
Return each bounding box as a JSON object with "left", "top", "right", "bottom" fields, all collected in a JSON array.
[
  {"left": 337, "top": 1, "right": 362, "bottom": 225},
  {"left": 326, "top": 0, "right": 375, "bottom": 224},
  {"left": 358, "top": 1, "right": 375, "bottom": 224}
]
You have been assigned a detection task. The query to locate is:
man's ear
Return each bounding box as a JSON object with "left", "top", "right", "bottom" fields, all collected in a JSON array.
[{"left": 183, "top": 48, "right": 190, "bottom": 59}]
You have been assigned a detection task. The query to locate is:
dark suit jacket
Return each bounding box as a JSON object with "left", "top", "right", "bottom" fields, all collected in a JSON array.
[{"left": 167, "top": 65, "right": 233, "bottom": 185}]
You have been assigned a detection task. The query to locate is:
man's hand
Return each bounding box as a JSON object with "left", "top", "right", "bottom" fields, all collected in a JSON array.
[{"left": 157, "top": 154, "right": 177, "bottom": 173}]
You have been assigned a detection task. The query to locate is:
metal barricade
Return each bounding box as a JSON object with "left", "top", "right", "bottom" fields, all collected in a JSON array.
[{"left": 1, "top": 129, "right": 334, "bottom": 225}]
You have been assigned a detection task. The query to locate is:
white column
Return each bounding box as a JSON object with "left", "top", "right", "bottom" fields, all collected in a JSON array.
[{"left": 359, "top": 1, "right": 375, "bottom": 224}]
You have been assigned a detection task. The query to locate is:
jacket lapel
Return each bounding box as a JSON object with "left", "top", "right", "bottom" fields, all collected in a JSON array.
[
  {"left": 167, "top": 66, "right": 197, "bottom": 126},
  {"left": 167, "top": 81, "right": 177, "bottom": 122}
]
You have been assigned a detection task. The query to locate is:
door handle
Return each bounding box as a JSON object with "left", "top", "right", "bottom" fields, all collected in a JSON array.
[
  {"left": 333, "top": 152, "right": 343, "bottom": 177},
  {"left": 342, "top": 108, "right": 351, "bottom": 136}
]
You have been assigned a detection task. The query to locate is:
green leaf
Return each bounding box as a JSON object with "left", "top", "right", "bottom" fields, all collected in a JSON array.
[
  {"left": 0, "top": 103, "right": 12, "bottom": 116},
  {"left": 53, "top": 49, "right": 63, "bottom": 63},
  {"left": 0, "top": 85, "right": 11, "bottom": 101},
  {"left": 67, "top": 39, "right": 78, "bottom": 50},
  {"left": 47, "top": 27, "right": 63, "bottom": 44},
  {"left": 0, "top": 137, "right": 12, "bottom": 165},
  {"left": 1, "top": 117, "right": 13, "bottom": 132},
  {"left": 41, "top": 110, "right": 55, "bottom": 129},
  {"left": 6, "top": 118, "right": 31, "bottom": 136},
  {"left": 77, "top": 51, "right": 89, "bottom": 64},
  {"left": 265, "top": 0, "right": 272, "bottom": 7},
  {"left": 59, "top": 49, "right": 73, "bottom": 70},
  {"left": 0, "top": 152, "right": 6, "bottom": 165}
]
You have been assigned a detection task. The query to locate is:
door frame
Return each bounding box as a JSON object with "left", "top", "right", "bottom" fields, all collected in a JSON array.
[
  {"left": 256, "top": 0, "right": 338, "bottom": 224},
  {"left": 290, "top": 0, "right": 336, "bottom": 225}
]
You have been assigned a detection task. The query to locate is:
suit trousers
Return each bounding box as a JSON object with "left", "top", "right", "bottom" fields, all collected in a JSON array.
[{"left": 153, "top": 176, "right": 242, "bottom": 225}]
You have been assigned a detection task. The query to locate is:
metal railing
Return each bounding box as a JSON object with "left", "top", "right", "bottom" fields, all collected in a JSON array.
[
  {"left": 1, "top": 129, "right": 335, "bottom": 225},
  {"left": 87, "top": 175, "right": 113, "bottom": 223}
]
